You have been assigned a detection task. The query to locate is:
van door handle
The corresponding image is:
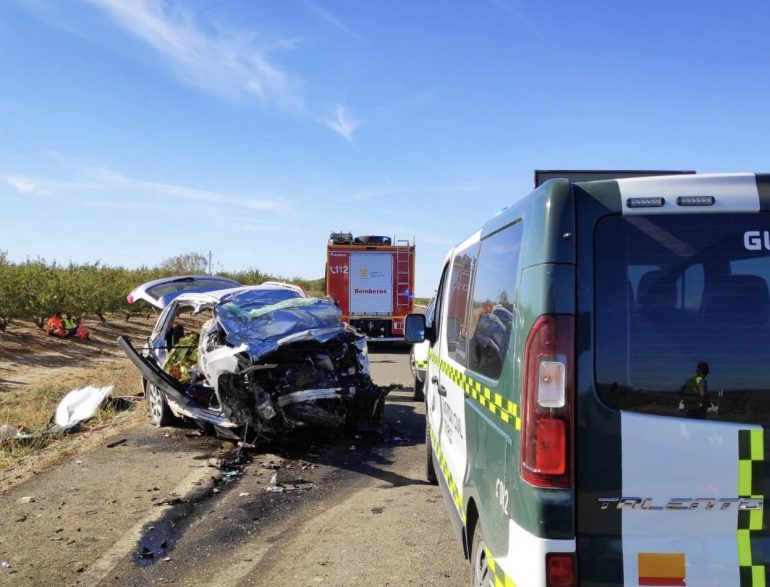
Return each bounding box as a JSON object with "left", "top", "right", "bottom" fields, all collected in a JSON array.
[
  {"left": 431, "top": 376, "right": 439, "bottom": 385},
  {"left": 437, "top": 384, "right": 447, "bottom": 396}
]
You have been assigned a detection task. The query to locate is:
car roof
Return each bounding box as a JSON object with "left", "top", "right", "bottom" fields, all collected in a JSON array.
[
  {"left": 128, "top": 275, "right": 243, "bottom": 308},
  {"left": 171, "top": 283, "right": 308, "bottom": 307}
]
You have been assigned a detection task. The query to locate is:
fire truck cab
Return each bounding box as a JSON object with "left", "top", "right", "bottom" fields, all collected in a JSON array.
[{"left": 325, "top": 232, "right": 415, "bottom": 340}]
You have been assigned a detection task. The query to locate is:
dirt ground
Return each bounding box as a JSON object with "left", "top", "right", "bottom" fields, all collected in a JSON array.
[
  {"left": 0, "top": 314, "right": 157, "bottom": 491},
  {"left": 0, "top": 345, "right": 471, "bottom": 587}
]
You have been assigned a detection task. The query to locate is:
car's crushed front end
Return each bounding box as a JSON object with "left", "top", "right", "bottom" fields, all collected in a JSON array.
[{"left": 119, "top": 291, "right": 388, "bottom": 442}]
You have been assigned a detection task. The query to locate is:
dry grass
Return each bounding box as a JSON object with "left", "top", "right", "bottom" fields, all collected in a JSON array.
[
  {"left": 0, "top": 358, "right": 144, "bottom": 468},
  {"left": 0, "top": 314, "right": 156, "bottom": 492}
]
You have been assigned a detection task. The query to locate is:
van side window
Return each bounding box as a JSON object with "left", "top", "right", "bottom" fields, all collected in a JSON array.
[
  {"left": 467, "top": 222, "right": 523, "bottom": 379},
  {"left": 445, "top": 243, "right": 479, "bottom": 366}
]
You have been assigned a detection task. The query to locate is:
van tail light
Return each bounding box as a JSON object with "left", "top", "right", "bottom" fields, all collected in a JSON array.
[
  {"left": 520, "top": 315, "right": 574, "bottom": 489},
  {"left": 127, "top": 294, "right": 134, "bottom": 304},
  {"left": 546, "top": 553, "right": 576, "bottom": 587}
]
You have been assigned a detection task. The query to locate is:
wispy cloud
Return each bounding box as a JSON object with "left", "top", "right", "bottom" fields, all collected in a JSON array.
[
  {"left": 0, "top": 174, "right": 96, "bottom": 196},
  {"left": 20, "top": 0, "right": 361, "bottom": 139},
  {"left": 322, "top": 105, "right": 361, "bottom": 142},
  {"left": 81, "top": 0, "right": 305, "bottom": 111},
  {"left": 89, "top": 166, "right": 281, "bottom": 211},
  {"left": 2, "top": 165, "right": 282, "bottom": 212},
  {"left": 307, "top": 2, "right": 360, "bottom": 39}
]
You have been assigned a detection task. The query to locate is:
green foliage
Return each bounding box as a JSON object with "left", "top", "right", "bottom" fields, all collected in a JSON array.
[
  {"left": 160, "top": 252, "right": 208, "bottom": 274},
  {"left": 0, "top": 254, "right": 323, "bottom": 329}
]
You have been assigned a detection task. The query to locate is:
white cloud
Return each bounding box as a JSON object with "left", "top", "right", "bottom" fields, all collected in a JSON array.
[
  {"left": 2, "top": 175, "right": 44, "bottom": 194},
  {"left": 0, "top": 174, "right": 96, "bottom": 195},
  {"left": 1, "top": 165, "right": 282, "bottom": 213},
  {"left": 80, "top": 0, "right": 304, "bottom": 112},
  {"left": 90, "top": 167, "right": 281, "bottom": 211},
  {"left": 322, "top": 105, "right": 361, "bottom": 141},
  {"left": 66, "top": 0, "right": 363, "bottom": 137},
  {"left": 307, "top": 2, "right": 360, "bottom": 39}
]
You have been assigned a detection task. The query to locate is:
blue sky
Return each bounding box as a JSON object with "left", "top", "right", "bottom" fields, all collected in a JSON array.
[{"left": 2, "top": 0, "right": 770, "bottom": 296}]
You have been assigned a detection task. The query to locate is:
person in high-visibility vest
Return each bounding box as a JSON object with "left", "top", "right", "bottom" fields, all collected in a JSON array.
[
  {"left": 680, "top": 362, "right": 710, "bottom": 419},
  {"left": 63, "top": 313, "right": 76, "bottom": 336}
]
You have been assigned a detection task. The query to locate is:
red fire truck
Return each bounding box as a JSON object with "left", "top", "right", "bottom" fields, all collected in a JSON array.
[{"left": 325, "top": 232, "right": 415, "bottom": 340}]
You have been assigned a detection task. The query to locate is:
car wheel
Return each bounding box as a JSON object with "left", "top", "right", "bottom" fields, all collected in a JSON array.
[
  {"left": 426, "top": 423, "right": 438, "bottom": 485},
  {"left": 471, "top": 522, "right": 493, "bottom": 587},
  {"left": 414, "top": 376, "right": 425, "bottom": 402},
  {"left": 146, "top": 383, "right": 174, "bottom": 427}
]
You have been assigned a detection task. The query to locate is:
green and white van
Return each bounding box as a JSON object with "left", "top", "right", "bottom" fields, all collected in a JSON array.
[{"left": 406, "top": 171, "right": 770, "bottom": 586}]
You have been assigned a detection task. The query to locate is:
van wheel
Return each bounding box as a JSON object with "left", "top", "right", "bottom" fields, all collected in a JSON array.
[
  {"left": 146, "top": 383, "right": 174, "bottom": 427},
  {"left": 426, "top": 424, "right": 438, "bottom": 485},
  {"left": 471, "top": 522, "right": 493, "bottom": 587},
  {"left": 414, "top": 376, "right": 425, "bottom": 401}
]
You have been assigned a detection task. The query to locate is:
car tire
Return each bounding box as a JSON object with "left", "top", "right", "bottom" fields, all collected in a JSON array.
[
  {"left": 146, "top": 383, "right": 175, "bottom": 427},
  {"left": 426, "top": 423, "right": 438, "bottom": 485},
  {"left": 471, "top": 521, "right": 493, "bottom": 587},
  {"left": 414, "top": 376, "right": 425, "bottom": 402}
]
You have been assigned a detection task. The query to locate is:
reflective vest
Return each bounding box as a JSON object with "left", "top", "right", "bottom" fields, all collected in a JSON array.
[{"left": 682, "top": 374, "right": 705, "bottom": 409}]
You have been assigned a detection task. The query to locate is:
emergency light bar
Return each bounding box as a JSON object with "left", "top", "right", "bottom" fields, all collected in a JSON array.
[
  {"left": 626, "top": 197, "right": 665, "bottom": 208},
  {"left": 677, "top": 195, "right": 715, "bottom": 206}
]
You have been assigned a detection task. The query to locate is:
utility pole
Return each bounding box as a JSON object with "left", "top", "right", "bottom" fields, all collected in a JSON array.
[{"left": 208, "top": 250, "right": 213, "bottom": 274}]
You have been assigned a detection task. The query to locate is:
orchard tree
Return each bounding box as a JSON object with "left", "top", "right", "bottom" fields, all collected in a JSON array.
[{"left": 160, "top": 252, "right": 208, "bottom": 275}]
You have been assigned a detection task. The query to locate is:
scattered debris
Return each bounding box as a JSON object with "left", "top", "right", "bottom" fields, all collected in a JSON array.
[
  {"left": 17, "top": 496, "right": 36, "bottom": 504},
  {"left": 0, "top": 424, "right": 18, "bottom": 440},
  {"left": 75, "top": 460, "right": 83, "bottom": 465},
  {"left": 264, "top": 470, "right": 315, "bottom": 493},
  {"left": 106, "top": 438, "right": 128, "bottom": 448},
  {"left": 54, "top": 385, "right": 114, "bottom": 430},
  {"left": 1, "top": 561, "right": 10, "bottom": 570},
  {"left": 239, "top": 492, "right": 250, "bottom": 497},
  {"left": 139, "top": 547, "right": 154, "bottom": 560},
  {"left": 14, "top": 515, "right": 26, "bottom": 523}
]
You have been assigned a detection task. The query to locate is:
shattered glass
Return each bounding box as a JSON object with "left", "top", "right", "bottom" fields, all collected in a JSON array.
[{"left": 217, "top": 297, "right": 349, "bottom": 360}]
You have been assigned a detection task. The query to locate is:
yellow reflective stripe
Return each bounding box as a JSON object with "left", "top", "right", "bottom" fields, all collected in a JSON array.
[
  {"left": 738, "top": 429, "right": 767, "bottom": 586},
  {"left": 484, "top": 546, "right": 518, "bottom": 587},
  {"left": 428, "top": 349, "right": 521, "bottom": 431},
  {"left": 739, "top": 461, "right": 753, "bottom": 497},
  {"left": 738, "top": 529, "right": 753, "bottom": 566},
  {"left": 753, "top": 565, "right": 766, "bottom": 587},
  {"left": 429, "top": 427, "right": 466, "bottom": 524}
]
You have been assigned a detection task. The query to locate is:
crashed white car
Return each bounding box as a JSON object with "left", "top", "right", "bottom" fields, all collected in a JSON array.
[{"left": 119, "top": 276, "right": 386, "bottom": 441}]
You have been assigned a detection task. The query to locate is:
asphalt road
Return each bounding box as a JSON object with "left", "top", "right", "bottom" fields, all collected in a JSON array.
[{"left": 0, "top": 348, "right": 470, "bottom": 586}]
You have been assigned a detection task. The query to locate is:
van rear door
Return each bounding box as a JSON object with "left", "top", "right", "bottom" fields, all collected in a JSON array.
[{"left": 575, "top": 175, "right": 770, "bottom": 586}]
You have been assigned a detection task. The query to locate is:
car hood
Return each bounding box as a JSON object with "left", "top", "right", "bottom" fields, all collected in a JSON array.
[{"left": 216, "top": 297, "right": 357, "bottom": 361}]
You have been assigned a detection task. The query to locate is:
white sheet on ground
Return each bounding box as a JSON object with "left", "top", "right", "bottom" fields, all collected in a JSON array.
[{"left": 54, "top": 385, "right": 114, "bottom": 430}]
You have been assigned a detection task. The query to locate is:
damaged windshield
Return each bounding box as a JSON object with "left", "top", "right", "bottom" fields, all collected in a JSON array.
[{"left": 216, "top": 297, "right": 346, "bottom": 357}]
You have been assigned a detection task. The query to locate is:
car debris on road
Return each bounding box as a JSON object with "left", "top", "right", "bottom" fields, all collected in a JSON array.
[{"left": 120, "top": 277, "right": 392, "bottom": 443}]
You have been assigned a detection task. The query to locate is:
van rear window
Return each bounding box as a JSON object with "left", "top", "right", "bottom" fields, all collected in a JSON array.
[{"left": 595, "top": 213, "right": 770, "bottom": 424}]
